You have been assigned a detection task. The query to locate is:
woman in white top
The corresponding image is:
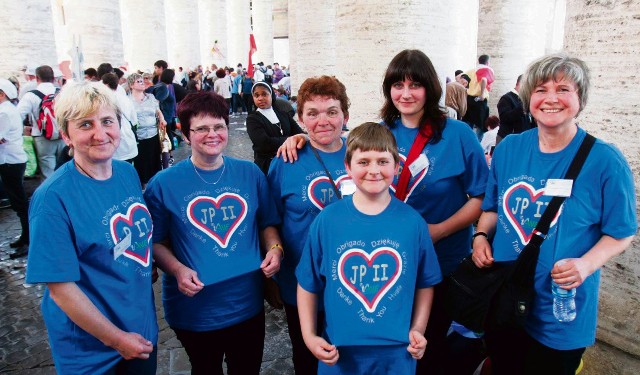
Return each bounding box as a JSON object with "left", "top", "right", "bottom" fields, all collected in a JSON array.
[
  {"left": 0, "top": 78, "right": 30, "bottom": 258},
  {"left": 213, "top": 69, "right": 232, "bottom": 110}
]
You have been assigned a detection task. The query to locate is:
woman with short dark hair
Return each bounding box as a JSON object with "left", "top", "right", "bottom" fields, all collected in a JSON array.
[{"left": 144, "top": 91, "right": 283, "bottom": 375}]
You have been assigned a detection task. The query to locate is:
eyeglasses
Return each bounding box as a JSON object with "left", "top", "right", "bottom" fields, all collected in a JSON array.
[{"left": 190, "top": 124, "right": 227, "bottom": 135}]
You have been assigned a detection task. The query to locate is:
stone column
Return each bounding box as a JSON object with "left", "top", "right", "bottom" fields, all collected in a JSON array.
[
  {"left": 287, "top": 0, "right": 298, "bottom": 94},
  {"left": 198, "top": 0, "right": 228, "bottom": 69},
  {"left": 333, "top": 1, "right": 470, "bottom": 125},
  {"left": 477, "top": 0, "right": 562, "bottom": 115},
  {"left": 165, "top": 0, "right": 201, "bottom": 70},
  {"left": 52, "top": 0, "right": 125, "bottom": 70},
  {"left": 446, "top": 0, "right": 480, "bottom": 76},
  {"left": 288, "top": 0, "right": 336, "bottom": 97},
  {"left": 120, "top": 0, "right": 169, "bottom": 72},
  {"left": 226, "top": 0, "right": 251, "bottom": 67},
  {"left": 252, "top": 0, "right": 275, "bottom": 66},
  {"left": 0, "top": 0, "right": 58, "bottom": 77},
  {"left": 564, "top": 1, "right": 640, "bottom": 371}
]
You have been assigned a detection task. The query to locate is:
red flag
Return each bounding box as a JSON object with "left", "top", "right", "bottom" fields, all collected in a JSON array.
[{"left": 248, "top": 34, "right": 257, "bottom": 77}]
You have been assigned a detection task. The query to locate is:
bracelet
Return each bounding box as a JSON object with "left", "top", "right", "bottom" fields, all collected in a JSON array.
[
  {"left": 269, "top": 243, "right": 284, "bottom": 258},
  {"left": 472, "top": 232, "right": 488, "bottom": 241}
]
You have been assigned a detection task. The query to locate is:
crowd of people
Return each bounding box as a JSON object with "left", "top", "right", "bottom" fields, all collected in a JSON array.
[{"left": 0, "top": 48, "right": 635, "bottom": 375}]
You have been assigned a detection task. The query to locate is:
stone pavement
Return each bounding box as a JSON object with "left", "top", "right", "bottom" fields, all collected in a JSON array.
[{"left": 0, "top": 114, "right": 295, "bottom": 374}]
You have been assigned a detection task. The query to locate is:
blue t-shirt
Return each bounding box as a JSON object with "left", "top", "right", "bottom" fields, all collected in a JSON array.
[
  {"left": 297, "top": 196, "right": 442, "bottom": 348},
  {"left": 144, "top": 156, "right": 280, "bottom": 331},
  {"left": 318, "top": 344, "right": 415, "bottom": 375},
  {"left": 232, "top": 75, "right": 242, "bottom": 94},
  {"left": 26, "top": 161, "right": 157, "bottom": 375},
  {"left": 483, "top": 127, "right": 637, "bottom": 350},
  {"left": 267, "top": 143, "right": 350, "bottom": 305},
  {"left": 388, "top": 118, "right": 488, "bottom": 275}
]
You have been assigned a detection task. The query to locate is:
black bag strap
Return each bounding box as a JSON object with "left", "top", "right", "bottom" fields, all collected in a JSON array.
[
  {"left": 30, "top": 90, "right": 45, "bottom": 100},
  {"left": 309, "top": 144, "right": 342, "bottom": 200},
  {"left": 507, "top": 133, "right": 596, "bottom": 291},
  {"left": 528, "top": 133, "right": 596, "bottom": 248}
]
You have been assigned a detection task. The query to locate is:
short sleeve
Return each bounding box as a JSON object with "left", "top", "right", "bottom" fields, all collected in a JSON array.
[
  {"left": 144, "top": 176, "right": 171, "bottom": 243},
  {"left": 459, "top": 122, "right": 489, "bottom": 197},
  {"left": 256, "top": 165, "right": 281, "bottom": 229},
  {"left": 295, "top": 218, "right": 325, "bottom": 294},
  {"left": 267, "top": 157, "right": 285, "bottom": 218},
  {"left": 481, "top": 139, "right": 504, "bottom": 212},
  {"left": 416, "top": 220, "right": 443, "bottom": 288},
  {"left": 26, "top": 195, "right": 80, "bottom": 283},
  {"left": 599, "top": 146, "right": 637, "bottom": 238}
]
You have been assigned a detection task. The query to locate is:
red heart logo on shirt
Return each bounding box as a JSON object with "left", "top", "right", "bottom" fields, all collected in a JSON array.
[
  {"left": 308, "top": 174, "right": 352, "bottom": 210},
  {"left": 187, "top": 193, "right": 248, "bottom": 248},
  {"left": 338, "top": 247, "right": 403, "bottom": 313},
  {"left": 503, "top": 181, "right": 562, "bottom": 245},
  {"left": 110, "top": 202, "right": 153, "bottom": 267}
]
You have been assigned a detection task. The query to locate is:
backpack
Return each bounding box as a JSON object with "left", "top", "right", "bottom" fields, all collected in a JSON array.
[{"left": 31, "top": 89, "right": 61, "bottom": 140}]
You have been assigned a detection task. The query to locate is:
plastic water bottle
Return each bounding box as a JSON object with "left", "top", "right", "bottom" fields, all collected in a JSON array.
[
  {"left": 552, "top": 260, "right": 577, "bottom": 322},
  {"left": 173, "top": 137, "right": 178, "bottom": 149}
]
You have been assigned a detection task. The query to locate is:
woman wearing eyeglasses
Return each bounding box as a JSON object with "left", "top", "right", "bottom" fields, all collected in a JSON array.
[
  {"left": 143, "top": 91, "right": 283, "bottom": 375},
  {"left": 128, "top": 72, "right": 166, "bottom": 188}
]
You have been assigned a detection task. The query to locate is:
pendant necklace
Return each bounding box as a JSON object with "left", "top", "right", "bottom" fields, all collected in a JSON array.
[
  {"left": 75, "top": 161, "right": 95, "bottom": 179},
  {"left": 191, "top": 156, "right": 225, "bottom": 185}
]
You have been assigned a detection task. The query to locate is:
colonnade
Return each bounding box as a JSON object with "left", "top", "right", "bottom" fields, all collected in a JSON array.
[{"left": 0, "top": 0, "right": 268, "bottom": 76}]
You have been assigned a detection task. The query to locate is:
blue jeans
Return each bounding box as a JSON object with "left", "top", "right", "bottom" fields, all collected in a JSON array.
[{"left": 232, "top": 93, "right": 247, "bottom": 113}]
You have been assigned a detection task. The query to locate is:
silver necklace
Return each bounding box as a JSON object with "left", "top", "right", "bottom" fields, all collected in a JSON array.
[{"left": 191, "top": 157, "right": 225, "bottom": 185}]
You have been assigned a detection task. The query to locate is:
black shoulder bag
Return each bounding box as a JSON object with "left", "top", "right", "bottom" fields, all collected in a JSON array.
[{"left": 445, "top": 133, "right": 596, "bottom": 332}]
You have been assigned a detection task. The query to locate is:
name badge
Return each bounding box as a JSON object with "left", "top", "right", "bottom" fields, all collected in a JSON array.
[
  {"left": 340, "top": 180, "right": 356, "bottom": 196},
  {"left": 113, "top": 233, "right": 132, "bottom": 260},
  {"left": 544, "top": 179, "right": 573, "bottom": 197},
  {"left": 409, "top": 153, "right": 429, "bottom": 177}
]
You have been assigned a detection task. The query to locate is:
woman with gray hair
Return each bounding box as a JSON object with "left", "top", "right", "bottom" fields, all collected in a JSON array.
[
  {"left": 129, "top": 72, "right": 166, "bottom": 188},
  {"left": 472, "top": 53, "right": 636, "bottom": 374},
  {"left": 25, "top": 81, "right": 158, "bottom": 374}
]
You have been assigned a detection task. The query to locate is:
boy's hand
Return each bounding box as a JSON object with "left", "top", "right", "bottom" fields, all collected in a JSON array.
[
  {"left": 306, "top": 335, "right": 339, "bottom": 365},
  {"left": 407, "top": 330, "right": 427, "bottom": 360}
]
